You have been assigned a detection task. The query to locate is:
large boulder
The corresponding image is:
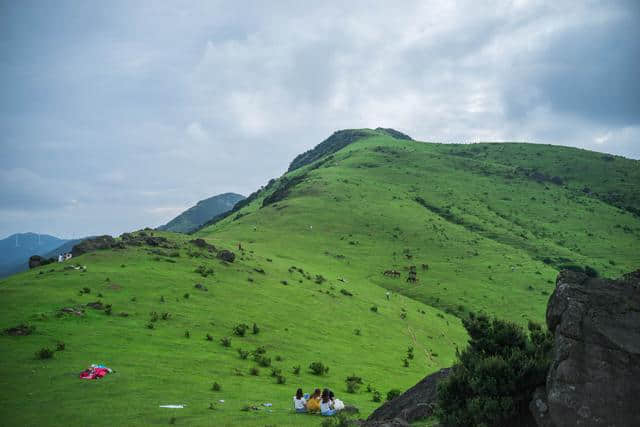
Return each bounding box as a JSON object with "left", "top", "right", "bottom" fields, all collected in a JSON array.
[
  {"left": 28, "top": 255, "right": 45, "bottom": 269},
  {"left": 71, "top": 235, "right": 116, "bottom": 256},
  {"left": 540, "top": 269, "right": 640, "bottom": 427},
  {"left": 363, "top": 368, "right": 451, "bottom": 425}
]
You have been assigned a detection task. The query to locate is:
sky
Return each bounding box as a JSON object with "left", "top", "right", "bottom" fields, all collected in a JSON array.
[{"left": 1, "top": 0, "right": 639, "bottom": 239}]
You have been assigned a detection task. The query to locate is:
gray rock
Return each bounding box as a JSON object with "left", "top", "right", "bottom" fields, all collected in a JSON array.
[
  {"left": 363, "top": 368, "right": 451, "bottom": 425},
  {"left": 542, "top": 269, "right": 640, "bottom": 427}
]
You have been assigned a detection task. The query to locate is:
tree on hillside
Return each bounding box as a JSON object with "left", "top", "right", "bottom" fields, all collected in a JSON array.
[{"left": 436, "top": 312, "right": 553, "bottom": 427}]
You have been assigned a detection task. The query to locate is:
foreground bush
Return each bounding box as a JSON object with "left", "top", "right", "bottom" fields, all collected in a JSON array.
[{"left": 436, "top": 312, "right": 553, "bottom": 427}]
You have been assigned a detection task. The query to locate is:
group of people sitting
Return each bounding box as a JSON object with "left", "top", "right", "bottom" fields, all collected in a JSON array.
[{"left": 293, "top": 387, "right": 345, "bottom": 416}]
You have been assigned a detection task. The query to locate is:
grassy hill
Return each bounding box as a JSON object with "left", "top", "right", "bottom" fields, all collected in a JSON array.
[
  {"left": 1, "top": 129, "right": 638, "bottom": 426},
  {"left": 158, "top": 193, "right": 245, "bottom": 233}
]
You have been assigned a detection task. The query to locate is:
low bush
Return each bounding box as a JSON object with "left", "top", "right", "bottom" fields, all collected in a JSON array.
[
  {"left": 387, "top": 389, "right": 402, "bottom": 401},
  {"left": 220, "top": 337, "right": 231, "bottom": 347},
  {"left": 237, "top": 349, "right": 249, "bottom": 359},
  {"left": 309, "top": 361, "right": 329, "bottom": 376},
  {"left": 276, "top": 375, "right": 286, "bottom": 384},
  {"left": 256, "top": 355, "right": 271, "bottom": 367},
  {"left": 372, "top": 390, "right": 381, "bottom": 402},
  {"left": 36, "top": 347, "right": 54, "bottom": 359},
  {"left": 211, "top": 382, "right": 221, "bottom": 391},
  {"left": 370, "top": 305, "right": 378, "bottom": 313},
  {"left": 233, "top": 323, "right": 249, "bottom": 337},
  {"left": 249, "top": 367, "right": 260, "bottom": 376},
  {"left": 292, "top": 365, "right": 301, "bottom": 375},
  {"left": 56, "top": 342, "right": 65, "bottom": 351}
]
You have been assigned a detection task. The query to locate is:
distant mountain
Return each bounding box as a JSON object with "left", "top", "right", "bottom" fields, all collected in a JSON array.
[
  {"left": 0, "top": 233, "right": 68, "bottom": 278},
  {"left": 157, "top": 192, "right": 245, "bottom": 233}
]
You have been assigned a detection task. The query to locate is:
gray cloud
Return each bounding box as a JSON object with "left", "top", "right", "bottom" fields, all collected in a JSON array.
[{"left": 1, "top": 0, "right": 638, "bottom": 238}]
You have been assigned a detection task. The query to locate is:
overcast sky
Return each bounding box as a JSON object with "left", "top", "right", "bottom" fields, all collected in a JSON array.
[{"left": 1, "top": 0, "right": 638, "bottom": 239}]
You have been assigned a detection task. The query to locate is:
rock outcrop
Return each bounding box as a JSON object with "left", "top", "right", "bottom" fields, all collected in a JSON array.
[
  {"left": 363, "top": 368, "right": 451, "bottom": 425},
  {"left": 72, "top": 235, "right": 117, "bottom": 257},
  {"left": 536, "top": 269, "right": 640, "bottom": 427}
]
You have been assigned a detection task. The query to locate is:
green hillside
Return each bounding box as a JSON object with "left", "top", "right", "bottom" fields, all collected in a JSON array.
[
  {"left": 1, "top": 129, "right": 638, "bottom": 426},
  {"left": 158, "top": 193, "right": 245, "bottom": 233}
]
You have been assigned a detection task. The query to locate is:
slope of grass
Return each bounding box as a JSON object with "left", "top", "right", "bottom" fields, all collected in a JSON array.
[
  {"left": 0, "top": 231, "right": 464, "bottom": 426},
  {"left": 1, "top": 129, "right": 638, "bottom": 426}
]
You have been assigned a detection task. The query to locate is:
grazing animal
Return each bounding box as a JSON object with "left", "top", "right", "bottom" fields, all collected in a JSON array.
[{"left": 406, "top": 276, "right": 418, "bottom": 283}]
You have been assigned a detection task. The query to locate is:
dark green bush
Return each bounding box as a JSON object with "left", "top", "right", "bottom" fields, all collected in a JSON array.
[
  {"left": 270, "top": 367, "right": 282, "bottom": 377},
  {"left": 252, "top": 323, "right": 260, "bottom": 335},
  {"left": 309, "top": 361, "right": 329, "bottom": 376},
  {"left": 386, "top": 389, "right": 402, "bottom": 401},
  {"left": 211, "top": 382, "right": 221, "bottom": 391},
  {"left": 36, "top": 347, "right": 54, "bottom": 359},
  {"left": 256, "top": 355, "right": 271, "bottom": 367},
  {"left": 370, "top": 305, "right": 378, "bottom": 313},
  {"left": 220, "top": 337, "right": 231, "bottom": 347},
  {"left": 237, "top": 349, "right": 249, "bottom": 359},
  {"left": 56, "top": 342, "right": 65, "bottom": 351},
  {"left": 436, "top": 313, "right": 553, "bottom": 427},
  {"left": 233, "top": 323, "right": 249, "bottom": 337},
  {"left": 292, "top": 365, "right": 301, "bottom": 375},
  {"left": 249, "top": 367, "right": 260, "bottom": 376},
  {"left": 276, "top": 375, "right": 286, "bottom": 384},
  {"left": 372, "top": 390, "right": 381, "bottom": 402}
]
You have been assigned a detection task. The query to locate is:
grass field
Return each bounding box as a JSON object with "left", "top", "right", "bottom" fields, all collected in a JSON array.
[{"left": 1, "top": 129, "right": 638, "bottom": 426}]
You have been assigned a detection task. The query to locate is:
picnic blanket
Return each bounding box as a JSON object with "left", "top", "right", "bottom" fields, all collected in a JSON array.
[{"left": 79, "top": 364, "right": 113, "bottom": 380}]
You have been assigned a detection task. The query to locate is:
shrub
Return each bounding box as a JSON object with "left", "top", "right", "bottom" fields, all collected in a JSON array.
[
  {"left": 184, "top": 330, "right": 190, "bottom": 338},
  {"left": 82, "top": 287, "right": 91, "bottom": 294},
  {"left": 150, "top": 312, "right": 159, "bottom": 322},
  {"left": 252, "top": 323, "right": 260, "bottom": 335},
  {"left": 309, "top": 361, "right": 329, "bottom": 376},
  {"left": 233, "top": 323, "right": 249, "bottom": 337},
  {"left": 36, "top": 347, "right": 54, "bottom": 359},
  {"left": 372, "top": 390, "right": 381, "bottom": 402},
  {"left": 206, "top": 334, "right": 213, "bottom": 341},
  {"left": 56, "top": 342, "right": 65, "bottom": 351},
  {"left": 292, "top": 365, "right": 301, "bottom": 375},
  {"left": 183, "top": 293, "right": 190, "bottom": 299},
  {"left": 340, "top": 288, "right": 353, "bottom": 296},
  {"left": 403, "top": 358, "right": 409, "bottom": 367},
  {"left": 146, "top": 323, "right": 154, "bottom": 330},
  {"left": 275, "top": 355, "right": 282, "bottom": 361},
  {"left": 270, "top": 367, "right": 282, "bottom": 377},
  {"left": 220, "top": 337, "right": 231, "bottom": 347},
  {"left": 249, "top": 367, "right": 260, "bottom": 376},
  {"left": 346, "top": 375, "right": 362, "bottom": 393},
  {"left": 387, "top": 389, "right": 402, "bottom": 401},
  {"left": 253, "top": 345, "right": 266, "bottom": 355},
  {"left": 407, "top": 346, "right": 414, "bottom": 360},
  {"left": 366, "top": 384, "right": 372, "bottom": 392},
  {"left": 354, "top": 329, "right": 361, "bottom": 336},
  {"left": 370, "top": 305, "right": 378, "bottom": 313},
  {"left": 104, "top": 305, "right": 112, "bottom": 315},
  {"left": 436, "top": 313, "right": 553, "bottom": 427},
  {"left": 256, "top": 355, "right": 271, "bottom": 367},
  {"left": 211, "top": 382, "right": 221, "bottom": 391},
  {"left": 161, "top": 312, "right": 171, "bottom": 320},
  {"left": 237, "top": 349, "right": 249, "bottom": 359},
  {"left": 276, "top": 375, "right": 286, "bottom": 384}
]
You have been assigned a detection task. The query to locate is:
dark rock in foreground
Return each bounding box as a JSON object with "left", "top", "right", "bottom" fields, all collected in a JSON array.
[
  {"left": 536, "top": 269, "right": 640, "bottom": 427},
  {"left": 362, "top": 368, "right": 451, "bottom": 425}
]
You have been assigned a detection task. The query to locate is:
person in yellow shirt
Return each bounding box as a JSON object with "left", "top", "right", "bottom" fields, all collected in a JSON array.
[{"left": 305, "top": 388, "right": 322, "bottom": 413}]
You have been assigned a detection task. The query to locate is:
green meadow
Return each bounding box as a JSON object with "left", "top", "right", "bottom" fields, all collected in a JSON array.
[{"left": 1, "top": 129, "right": 639, "bottom": 426}]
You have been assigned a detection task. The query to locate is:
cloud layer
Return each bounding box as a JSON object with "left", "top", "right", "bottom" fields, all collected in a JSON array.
[{"left": 1, "top": 0, "right": 638, "bottom": 237}]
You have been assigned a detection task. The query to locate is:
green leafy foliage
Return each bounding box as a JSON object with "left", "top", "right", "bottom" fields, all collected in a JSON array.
[{"left": 436, "top": 313, "right": 553, "bottom": 427}]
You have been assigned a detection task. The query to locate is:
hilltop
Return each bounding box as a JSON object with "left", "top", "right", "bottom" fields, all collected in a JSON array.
[
  {"left": 158, "top": 193, "right": 245, "bottom": 233},
  {"left": 1, "top": 128, "right": 638, "bottom": 426}
]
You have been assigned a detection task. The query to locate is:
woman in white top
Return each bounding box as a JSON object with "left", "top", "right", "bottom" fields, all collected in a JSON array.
[
  {"left": 320, "top": 388, "right": 336, "bottom": 416},
  {"left": 293, "top": 388, "right": 307, "bottom": 413}
]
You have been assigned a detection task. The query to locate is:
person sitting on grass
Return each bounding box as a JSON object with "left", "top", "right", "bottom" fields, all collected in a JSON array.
[
  {"left": 330, "top": 390, "right": 345, "bottom": 411},
  {"left": 293, "top": 388, "right": 307, "bottom": 413},
  {"left": 306, "top": 388, "right": 322, "bottom": 413},
  {"left": 320, "top": 388, "right": 336, "bottom": 416}
]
